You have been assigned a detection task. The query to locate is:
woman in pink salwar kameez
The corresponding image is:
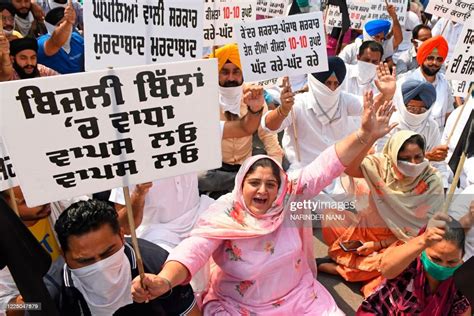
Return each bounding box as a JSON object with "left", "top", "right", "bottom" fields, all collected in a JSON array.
[{"left": 131, "top": 86, "right": 398, "bottom": 315}]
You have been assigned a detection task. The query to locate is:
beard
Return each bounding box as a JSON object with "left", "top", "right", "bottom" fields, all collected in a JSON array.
[
  {"left": 422, "top": 64, "right": 441, "bottom": 76},
  {"left": 13, "top": 62, "right": 40, "bottom": 79},
  {"left": 15, "top": 9, "right": 30, "bottom": 19},
  {"left": 222, "top": 80, "right": 242, "bottom": 87}
]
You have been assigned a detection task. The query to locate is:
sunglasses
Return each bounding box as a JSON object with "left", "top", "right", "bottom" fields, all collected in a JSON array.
[{"left": 425, "top": 55, "right": 444, "bottom": 63}]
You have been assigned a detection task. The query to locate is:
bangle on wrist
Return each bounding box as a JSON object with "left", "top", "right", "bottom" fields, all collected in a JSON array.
[
  {"left": 247, "top": 105, "right": 263, "bottom": 115},
  {"left": 156, "top": 275, "right": 173, "bottom": 294},
  {"left": 277, "top": 106, "right": 289, "bottom": 117},
  {"left": 356, "top": 129, "right": 369, "bottom": 145}
]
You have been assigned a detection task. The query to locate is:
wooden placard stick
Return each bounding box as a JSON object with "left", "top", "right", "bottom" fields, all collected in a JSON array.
[{"left": 7, "top": 188, "right": 19, "bottom": 216}]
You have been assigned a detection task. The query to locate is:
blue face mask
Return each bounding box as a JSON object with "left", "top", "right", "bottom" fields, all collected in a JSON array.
[{"left": 420, "top": 250, "right": 462, "bottom": 281}]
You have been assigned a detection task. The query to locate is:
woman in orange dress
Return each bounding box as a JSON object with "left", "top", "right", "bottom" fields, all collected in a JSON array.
[{"left": 320, "top": 130, "right": 444, "bottom": 296}]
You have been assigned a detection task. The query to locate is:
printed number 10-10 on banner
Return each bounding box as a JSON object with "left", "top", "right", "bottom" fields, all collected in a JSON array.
[{"left": 235, "top": 12, "right": 328, "bottom": 83}]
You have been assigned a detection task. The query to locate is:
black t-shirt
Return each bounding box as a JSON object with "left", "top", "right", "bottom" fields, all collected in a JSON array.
[{"left": 43, "top": 238, "right": 195, "bottom": 316}]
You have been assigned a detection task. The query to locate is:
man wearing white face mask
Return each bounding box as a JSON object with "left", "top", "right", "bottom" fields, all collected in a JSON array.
[
  {"left": 396, "top": 24, "right": 432, "bottom": 77},
  {"left": 376, "top": 80, "right": 450, "bottom": 187},
  {"left": 34, "top": 0, "right": 83, "bottom": 31},
  {"left": 44, "top": 200, "right": 199, "bottom": 316},
  {"left": 37, "top": 4, "right": 84, "bottom": 74},
  {"left": 263, "top": 57, "right": 397, "bottom": 175},
  {"left": 198, "top": 43, "right": 283, "bottom": 198},
  {"left": 341, "top": 41, "right": 383, "bottom": 98}
]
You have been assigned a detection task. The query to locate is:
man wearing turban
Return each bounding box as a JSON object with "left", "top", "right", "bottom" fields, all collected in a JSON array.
[
  {"left": 262, "top": 57, "right": 396, "bottom": 204},
  {"left": 398, "top": 35, "right": 453, "bottom": 136},
  {"left": 376, "top": 79, "right": 449, "bottom": 186},
  {"left": 6, "top": 37, "right": 58, "bottom": 80},
  {"left": 198, "top": 43, "right": 283, "bottom": 198},
  {"left": 37, "top": 4, "right": 84, "bottom": 74},
  {"left": 0, "top": 2, "right": 23, "bottom": 41},
  {"left": 339, "top": 5, "right": 402, "bottom": 66}
]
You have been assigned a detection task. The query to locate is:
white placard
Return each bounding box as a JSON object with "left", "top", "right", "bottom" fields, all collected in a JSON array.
[
  {"left": 425, "top": 0, "right": 472, "bottom": 24},
  {"left": 256, "top": 0, "right": 288, "bottom": 18},
  {"left": 325, "top": 2, "right": 371, "bottom": 30},
  {"left": 446, "top": 19, "right": 474, "bottom": 81},
  {"left": 0, "top": 139, "right": 18, "bottom": 191},
  {"left": 203, "top": 0, "right": 257, "bottom": 47},
  {"left": 452, "top": 80, "right": 472, "bottom": 97},
  {"left": 84, "top": 0, "right": 203, "bottom": 71},
  {"left": 326, "top": 0, "right": 407, "bottom": 30},
  {"left": 365, "top": 0, "right": 408, "bottom": 26},
  {"left": 236, "top": 12, "right": 328, "bottom": 82},
  {"left": 0, "top": 60, "right": 221, "bottom": 207}
]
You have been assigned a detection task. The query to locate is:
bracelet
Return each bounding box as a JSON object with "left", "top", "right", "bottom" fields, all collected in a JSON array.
[
  {"left": 156, "top": 275, "right": 173, "bottom": 295},
  {"left": 277, "top": 106, "right": 289, "bottom": 117},
  {"left": 247, "top": 105, "right": 263, "bottom": 115},
  {"left": 356, "top": 130, "right": 368, "bottom": 145}
]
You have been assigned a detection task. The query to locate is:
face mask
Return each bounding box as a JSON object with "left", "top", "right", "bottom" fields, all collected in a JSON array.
[
  {"left": 45, "top": 21, "right": 72, "bottom": 54},
  {"left": 70, "top": 245, "right": 133, "bottom": 316},
  {"left": 397, "top": 159, "right": 429, "bottom": 178},
  {"left": 421, "top": 250, "right": 462, "bottom": 281},
  {"left": 308, "top": 74, "right": 342, "bottom": 125},
  {"left": 219, "top": 86, "right": 242, "bottom": 116},
  {"left": 357, "top": 61, "right": 377, "bottom": 85},
  {"left": 398, "top": 103, "right": 431, "bottom": 129}
]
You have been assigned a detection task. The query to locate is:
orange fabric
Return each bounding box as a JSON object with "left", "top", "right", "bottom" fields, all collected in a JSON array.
[
  {"left": 209, "top": 43, "right": 242, "bottom": 71},
  {"left": 416, "top": 35, "right": 449, "bottom": 65},
  {"left": 321, "top": 178, "right": 403, "bottom": 297}
]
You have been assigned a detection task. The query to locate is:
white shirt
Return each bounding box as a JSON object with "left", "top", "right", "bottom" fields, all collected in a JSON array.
[
  {"left": 339, "top": 37, "right": 395, "bottom": 65},
  {"left": 432, "top": 18, "right": 463, "bottom": 63},
  {"left": 399, "top": 67, "right": 454, "bottom": 134},
  {"left": 261, "top": 92, "right": 362, "bottom": 172},
  {"left": 109, "top": 174, "right": 214, "bottom": 251}
]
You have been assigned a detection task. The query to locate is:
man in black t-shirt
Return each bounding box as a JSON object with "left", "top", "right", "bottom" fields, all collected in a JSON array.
[{"left": 43, "top": 199, "right": 198, "bottom": 316}]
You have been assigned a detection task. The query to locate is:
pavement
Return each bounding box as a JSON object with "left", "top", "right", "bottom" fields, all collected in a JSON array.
[{"left": 313, "top": 228, "right": 364, "bottom": 315}]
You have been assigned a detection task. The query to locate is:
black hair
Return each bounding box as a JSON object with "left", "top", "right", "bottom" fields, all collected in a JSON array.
[
  {"left": 399, "top": 134, "right": 426, "bottom": 154},
  {"left": 358, "top": 40, "right": 384, "bottom": 58},
  {"left": 412, "top": 24, "right": 431, "bottom": 40},
  {"left": 54, "top": 199, "right": 120, "bottom": 253},
  {"left": 245, "top": 158, "right": 281, "bottom": 188},
  {"left": 443, "top": 218, "right": 465, "bottom": 255}
]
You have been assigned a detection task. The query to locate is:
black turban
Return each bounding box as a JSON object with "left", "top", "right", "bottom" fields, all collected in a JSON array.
[
  {"left": 311, "top": 56, "right": 346, "bottom": 84},
  {"left": 45, "top": 7, "right": 65, "bottom": 26},
  {"left": 10, "top": 38, "right": 38, "bottom": 56}
]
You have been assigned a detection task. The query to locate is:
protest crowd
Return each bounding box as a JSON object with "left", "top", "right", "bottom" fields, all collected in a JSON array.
[{"left": 0, "top": 0, "right": 474, "bottom": 315}]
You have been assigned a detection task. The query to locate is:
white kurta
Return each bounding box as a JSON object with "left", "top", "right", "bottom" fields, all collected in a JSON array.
[
  {"left": 109, "top": 174, "right": 214, "bottom": 252},
  {"left": 261, "top": 92, "right": 362, "bottom": 173}
]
